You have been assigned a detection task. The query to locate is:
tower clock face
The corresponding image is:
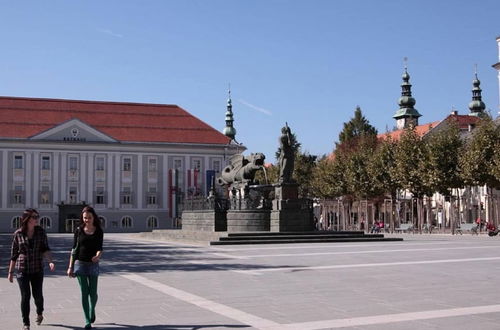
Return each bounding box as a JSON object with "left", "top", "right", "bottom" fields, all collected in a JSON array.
[{"left": 71, "top": 128, "right": 79, "bottom": 137}]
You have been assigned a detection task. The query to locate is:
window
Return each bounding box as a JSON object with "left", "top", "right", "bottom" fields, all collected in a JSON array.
[
  {"left": 69, "top": 156, "right": 78, "bottom": 170},
  {"left": 174, "top": 159, "right": 182, "bottom": 170},
  {"left": 14, "top": 155, "right": 23, "bottom": 169},
  {"left": 213, "top": 160, "right": 221, "bottom": 173},
  {"left": 121, "top": 216, "right": 133, "bottom": 228},
  {"left": 11, "top": 216, "right": 21, "bottom": 229},
  {"left": 148, "top": 158, "right": 157, "bottom": 172},
  {"left": 192, "top": 159, "right": 201, "bottom": 170},
  {"left": 96, "top": 157, "right": 105, "bottom": 171},
  {"left": 96, "top": 186, "right": 105, "bottom": 204},
  {"left": 14, "top": 186, "right": 23, "bottom": 204},
  {"left": 121, "top": 186, "right": 132, "bottom": 204},
  {"left": 42, "top": 156, "right": 51, "bottom": 170},
  {"left": 40, "top": 217, "right": 51, "bottom": 230},
  {"left": 99, "top": 216, "right": 106, "bottom": 229},
  {"left": 147, "top": 194, "right": 157, "bottom": 205},
  {"left": 147, "top": 216, "right": 159, "bottom": 229},
  {"left": 69, "top": 186, "right": 77, "bottom": 204},
  {"left": 40, "top": 191, "right": 50, "bottom": 204},
  {"left": 123, "top": 158, "right": 131, "bottom": 171}
]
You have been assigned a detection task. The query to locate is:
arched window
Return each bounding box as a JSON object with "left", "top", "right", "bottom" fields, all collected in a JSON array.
[
  {"left": 39, "top": 216, "right": 51, "bottom": 230},
  {"left": 147, "top": 216, "right": 158, "bottom": 229},
  {"left": 11, "top": 216, "right": 22, "bottom": 229},
  {"left": 121, "top": 216, "right": 133, "bottom": 228},
  {"left": 99, "top": 216, "right": 106, "bottom": 229}
]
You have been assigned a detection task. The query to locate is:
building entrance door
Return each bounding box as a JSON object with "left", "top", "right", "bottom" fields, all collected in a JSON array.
[{"left": 65, "top": 219, "right": 79, "bottom": 233}]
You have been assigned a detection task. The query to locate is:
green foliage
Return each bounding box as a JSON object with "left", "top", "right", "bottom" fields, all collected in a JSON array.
[
  {"left": 254, "top": 164, "right": 278, "bottom": 185},
  {"left": 367, "top": 137, "right": 399, "bottom": 197},
  {"left": 294, "top": 152, "right": 317, "bottom": 198},
  {"left": 337, "top": 106, "right": 378, "bottom": 148},
  {"left": 459, "top": 118, "right": 500, "bottom": 188},
  {"left": 393, "top": 127, "right": 430, "bottom": 198},
  {"left": 424, "top": 123, "right": 463, "bottom": 195}
]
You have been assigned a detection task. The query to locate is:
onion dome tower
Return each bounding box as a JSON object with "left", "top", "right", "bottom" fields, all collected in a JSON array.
[
  {"left": 468, "top": 69, "right": 487, "bottom": 118},
  {"left": 223, "top": 87, "right": 237, "bottom": 141},
  {"left": 393, "top": 60, "right": 422, "bottom": 130}
]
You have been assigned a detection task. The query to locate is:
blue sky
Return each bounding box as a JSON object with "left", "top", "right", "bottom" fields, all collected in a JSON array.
[{"left": 1, "top": 0, "right": 499, "bottom": 162}]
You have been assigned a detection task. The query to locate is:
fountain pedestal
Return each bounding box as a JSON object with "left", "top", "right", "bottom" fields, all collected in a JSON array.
[{"left": 271, "top": 183, "right": 314, "bottom": 232}]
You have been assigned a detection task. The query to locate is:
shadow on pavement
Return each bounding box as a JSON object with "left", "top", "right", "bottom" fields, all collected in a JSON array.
[
  {"left": 0, "top": 234, "right": 302, "bottom": 277},
  {"left": 46, "top": 322, "right": 250, "bottom": 329}
]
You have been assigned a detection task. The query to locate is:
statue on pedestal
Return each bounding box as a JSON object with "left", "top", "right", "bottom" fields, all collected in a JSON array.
[{"left": 279, "top": 123, "right": 294, "bottom": 183}]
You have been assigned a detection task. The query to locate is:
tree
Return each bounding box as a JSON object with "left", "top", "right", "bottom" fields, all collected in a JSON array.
[
  {"left": 460, "top": 118, "right": 500, "bottom": 189},
  {"left": 337, "top": 106, "right": 378, "bottom": 149},
  {"left": 294, "top": 151, "right": 317, "bottom": 198}
]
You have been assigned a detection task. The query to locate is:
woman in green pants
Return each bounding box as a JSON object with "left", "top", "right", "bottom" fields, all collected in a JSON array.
[{"left": 67, "top": 206, "right": 103, "bottom": 329}]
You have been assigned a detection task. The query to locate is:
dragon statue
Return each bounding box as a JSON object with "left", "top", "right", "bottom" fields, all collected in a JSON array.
[{"left": 217, "top": 153, "right": 265, "bottom": 187}]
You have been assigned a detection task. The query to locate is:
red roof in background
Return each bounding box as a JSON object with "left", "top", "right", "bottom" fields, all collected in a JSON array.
[
  {"left": 377, "top": 121, "right": 440, "bottom": 141},
  {"left": 378, "top": 114, "right": 481, "bottom": 142},
  {"left": 0, "top": 96, "right": 231, "bottom": 144}
]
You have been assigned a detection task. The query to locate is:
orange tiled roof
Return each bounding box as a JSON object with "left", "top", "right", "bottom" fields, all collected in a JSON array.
[{"left": 0, "top": 96, "right": 231, "bottom": 144}]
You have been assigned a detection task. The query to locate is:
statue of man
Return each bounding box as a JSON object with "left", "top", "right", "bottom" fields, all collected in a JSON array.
[{"left": 279, "top": 123, "right": 294, "bottom": 183}]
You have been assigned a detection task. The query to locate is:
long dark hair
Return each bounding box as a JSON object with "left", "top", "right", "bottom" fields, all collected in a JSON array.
[
  {"left": 20, "top": 208, "right": 39, "bottom": 234},
  {"left": 79, "top": 206, "right": 102, "bottom": 230}
]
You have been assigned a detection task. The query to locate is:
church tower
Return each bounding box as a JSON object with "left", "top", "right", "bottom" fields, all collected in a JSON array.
[
  {"left": 492, "top": 36, "right": 500, "bottom": 114},
  {"left": 393, "top": 62, "right": 422, "bottom": 130},
  {"left": 223, "top": 88, "right": 237, "bottom": 141},
  {"left": 468, "top": 69, "right": 487, "bottom": 118}
]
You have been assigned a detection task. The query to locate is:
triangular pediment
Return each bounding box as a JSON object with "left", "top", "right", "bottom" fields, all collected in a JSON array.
[{"left": 30, "top": 119, "right": 117, "bottom": 143}]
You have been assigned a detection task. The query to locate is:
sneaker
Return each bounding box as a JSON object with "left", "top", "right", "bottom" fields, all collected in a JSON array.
[
  {"left": 23, "top": 326, "right": 30, "bottom": 330},
  {"left": 84, "top": 324, "right": 92, "bottom": 329},
  {"left": 35, "top": 314, "right": 43, "bottom": 325}
]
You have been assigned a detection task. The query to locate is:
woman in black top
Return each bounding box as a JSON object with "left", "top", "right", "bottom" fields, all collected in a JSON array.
[
  {"left": 67, "top": 206, "right": 103, "bottom": 329},
  {"left": 8, "top": 208, "right": 55, "bottom": 330}
]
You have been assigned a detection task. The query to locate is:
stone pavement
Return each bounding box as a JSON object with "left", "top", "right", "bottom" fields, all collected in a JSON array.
[{"left": 2, "top": 232, "right": 500, "bottom": 329}]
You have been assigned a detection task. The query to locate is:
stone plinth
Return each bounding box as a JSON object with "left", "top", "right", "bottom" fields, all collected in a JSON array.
[
  {"left": 271, "top": 183, "right": 313, "bottom": 232},
  {"left": 227, "top": 210, "right": 270, "bottom": 232},
  {"left": 181, "top": 210, "right": 227, "bottom": 232}
]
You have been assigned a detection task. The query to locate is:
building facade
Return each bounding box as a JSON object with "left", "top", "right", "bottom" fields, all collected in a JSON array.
[{"left": 0, "top": 96, "right": 243, "bottom": 233}]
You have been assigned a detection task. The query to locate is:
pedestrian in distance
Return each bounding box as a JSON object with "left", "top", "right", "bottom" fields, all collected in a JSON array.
[
  {"left": 7, "top": 208, "right": 55, "bottom": 330},
  {"left": 67, "top": 206, "right": 103, "bottom": 329}
]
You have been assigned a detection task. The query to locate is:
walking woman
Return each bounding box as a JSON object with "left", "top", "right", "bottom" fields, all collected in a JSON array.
[
  {"left": 67, "top": 206, "right": 103, "bottom": 329},
  {"left": 7, "top": 208, "right": 55, "bottom": 330}
]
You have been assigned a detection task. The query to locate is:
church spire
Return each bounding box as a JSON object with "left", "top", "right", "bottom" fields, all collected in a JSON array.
[
  {"left": 393, "top": 58, "right": 421, "bottom": 130},
  {"left": 223, "top": 85, "right": 236, "bottom": 141},
  {"left": 468, "top": 66, "right": 487, "bottom": 118}
]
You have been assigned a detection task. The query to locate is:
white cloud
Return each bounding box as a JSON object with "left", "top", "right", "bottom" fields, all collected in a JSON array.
[
  {"left": 97, "top": 28, "right": 124, "bottom": 38},
  {"left": 236, "top": 99, "right": 272, "bottom": 116}
]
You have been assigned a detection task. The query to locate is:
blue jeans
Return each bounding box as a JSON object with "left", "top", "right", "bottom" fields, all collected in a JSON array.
[{"left": 16, "top": 272, "right": 44, "bottom": 326}]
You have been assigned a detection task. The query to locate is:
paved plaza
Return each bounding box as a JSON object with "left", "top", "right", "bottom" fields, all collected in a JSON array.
[{"left": 2, "top": 232, "right": 500, "bottom": 329}]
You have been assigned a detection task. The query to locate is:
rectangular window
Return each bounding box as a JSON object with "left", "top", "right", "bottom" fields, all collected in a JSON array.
[
  {"left": 174, "top": 159, "right": 182, "bottom": 170},
  {"left": 96, "top": 157, "right": 105, "bottom": 171},
  {"left": 123, "top": 158, "right": 131, "bottom": 171},
  {"left": 148, "top": 157, "right": 157, "bottom": 172},
  {"left": 14, "top": 185, "right": 23, "bottom": 204},
  {"left": 212, "top": 160, "right": 221, "bottom": 173},
  {"left": 42, "top": 156, "right": 50, "bottom": 170},
  {"left": 69, "top": 156, "right": 78, "bottom": 170},
  {"left": 121, "top": 186, "right": 132, "bottom": 204},
  {"left": 147, "top": 194, "right": 157, "bottom": 205},
  {"left": 69, "top": 186, "right": 77, "bottom": 204},
  {"left": 14, "top": 155, "right": 23, "bottom": 169},
  {"left": 96, "top": 186, "right": 105, "bottom": 204},
  {"left": 192, "top": 159, "right": 201, "bottom": 170},
  {"left": 41, "top": 192, "right": 50, "bottom": 204}
]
